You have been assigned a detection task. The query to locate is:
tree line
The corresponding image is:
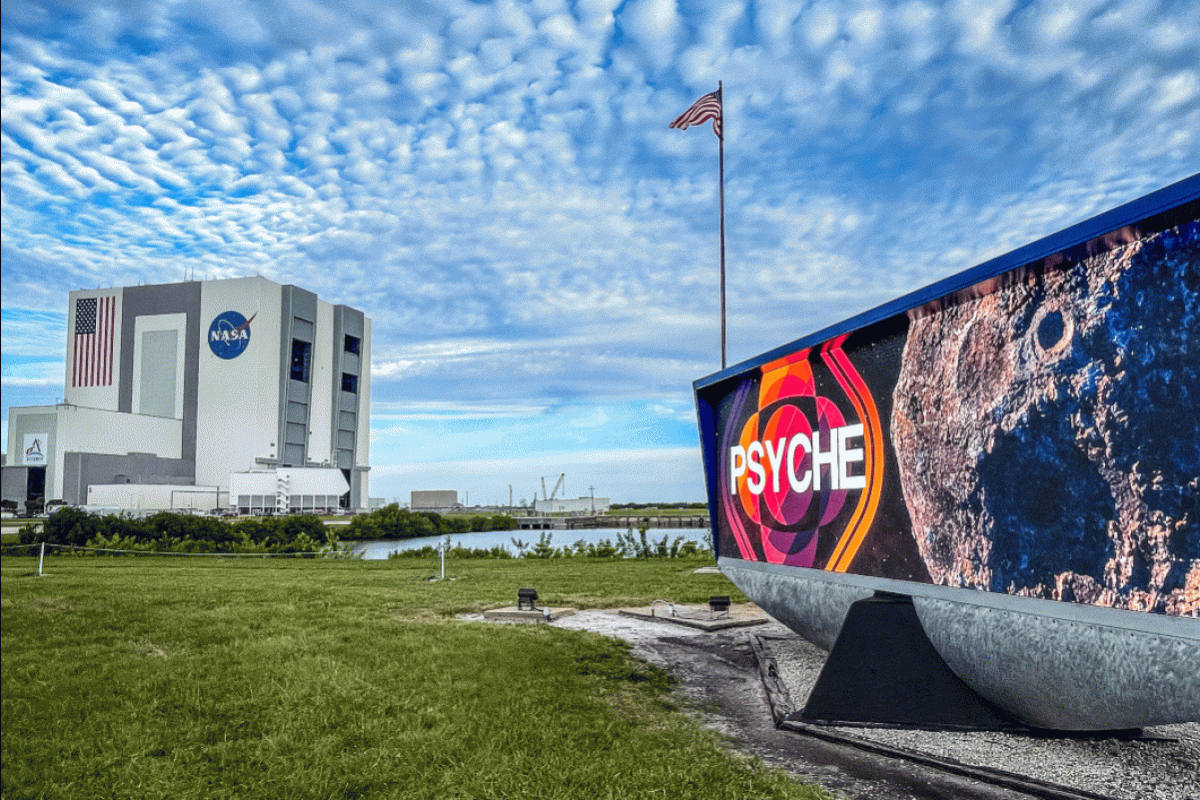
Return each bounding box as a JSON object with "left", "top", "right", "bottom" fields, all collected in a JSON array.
[
  {"left": 14, "top": 504, "right": 518, "bottom": 555},
  {"left": 18, "top": 507, "right": 337, "bottom": 555},
  {"left": 343, "top": 504, "right": 517, "bottom": 540}
]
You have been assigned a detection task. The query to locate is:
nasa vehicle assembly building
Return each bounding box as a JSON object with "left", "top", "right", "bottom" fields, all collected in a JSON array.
[{"left": 3, "top": 276, "right": 371, "bottom": 514}]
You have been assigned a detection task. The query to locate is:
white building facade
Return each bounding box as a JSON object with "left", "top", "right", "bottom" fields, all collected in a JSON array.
[
  {"left": 3, "top": 277, "right": 370, "bottom": 512},
  {"left": 533, "top": 496, "right": 611, "bottom": 514}
]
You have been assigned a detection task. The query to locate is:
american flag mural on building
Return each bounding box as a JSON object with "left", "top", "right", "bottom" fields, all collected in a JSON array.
[{"left": 73, "top": 296, "right": 115, "bottom": 387}]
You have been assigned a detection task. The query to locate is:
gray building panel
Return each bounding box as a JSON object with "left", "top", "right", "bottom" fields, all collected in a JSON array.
[
  {"left": 2, "top": 466, "right": 32, "bottom": 510},
  {"left": 278, "top": 285, "right": 318, "bottom": 467},
  {"left": 286, "top": 402, "right": 307, "bottom": 424},
  {"left": 139, "top": 329, "right": 178, "bottom": 418},
  {"left": 331, "top": 305, "right": 367, "bottom": 509},
  {"left": 118, "top": 281, "right": 202, "bottom": 462},
  {"left": 61, "top": 451, "right": 195, "bottom": 506},
  {"left": 8, "top": 411, "right": 58, "bottom": 463},
  {"left": 6, "top": 410, "right": 57, "bottom": 508},
  {"left": 412, "top": 490, "right": 458, "bottom": 509}
]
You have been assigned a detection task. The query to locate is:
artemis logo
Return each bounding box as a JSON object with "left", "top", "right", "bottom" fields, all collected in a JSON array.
[{"left": 208, "top": 311, "right": 256, "bottom": 359}]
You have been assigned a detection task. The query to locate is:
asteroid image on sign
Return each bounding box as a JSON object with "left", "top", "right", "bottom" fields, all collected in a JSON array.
[{"left": 895, "top": 224, "right": 1199, "bottom": 615}]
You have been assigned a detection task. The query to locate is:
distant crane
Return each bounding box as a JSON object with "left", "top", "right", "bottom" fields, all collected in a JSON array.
[{"left": 541, "top": 473, "right": 565, "bottom": 501}]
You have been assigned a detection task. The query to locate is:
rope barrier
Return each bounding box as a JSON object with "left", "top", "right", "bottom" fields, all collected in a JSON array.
[{"left": 0, "top": 542, "right": 349, "bottom": 558}]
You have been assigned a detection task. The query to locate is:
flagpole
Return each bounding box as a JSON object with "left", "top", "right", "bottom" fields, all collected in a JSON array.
[
  {"left": 668, "top": 84, "right": 727, "bottom": 369},
  {"left": 718, "top": 80, "right": 726, "bottom": 370}
]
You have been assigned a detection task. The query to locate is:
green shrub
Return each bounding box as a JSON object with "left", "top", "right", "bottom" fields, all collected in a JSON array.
[
  {"left": 346, "top": 504, "right": 520, "bottom": 540},
  {"left": 26, "top": 508, "right": 340, "bottom": 556}
]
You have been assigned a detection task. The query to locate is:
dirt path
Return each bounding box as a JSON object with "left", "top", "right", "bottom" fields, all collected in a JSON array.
[{"left": 544, "top": 610, "right": 1043, "bottom": 800}]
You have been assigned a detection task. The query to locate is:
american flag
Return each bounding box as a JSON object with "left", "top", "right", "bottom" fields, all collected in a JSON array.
[
  {"left": 73, "top": 296, "right": 115, "bottom": 387},
  {"left": 670, "top": 89, "right": 722, "bottom": 138}
]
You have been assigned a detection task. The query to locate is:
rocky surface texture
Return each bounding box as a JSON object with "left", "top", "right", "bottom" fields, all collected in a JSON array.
[{"left": 892, "top": 221, "right": 1199, "bottom": 614}]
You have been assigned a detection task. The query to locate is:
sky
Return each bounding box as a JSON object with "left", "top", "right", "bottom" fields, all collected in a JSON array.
[{"left": 2, "top": 0, "right": 1198, "bottom": 506}]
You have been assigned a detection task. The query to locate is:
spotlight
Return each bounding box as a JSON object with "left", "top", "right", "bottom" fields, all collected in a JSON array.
[{"left": 517, "top": 588, "right": 538, "bottom": 611}]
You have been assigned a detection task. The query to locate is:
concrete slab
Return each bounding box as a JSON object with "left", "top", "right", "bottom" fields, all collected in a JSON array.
[
  {"left": 618, "top": 602, "right": 771, "bottom": 631},
  {"left": 482, "top": 606, "right": 576, "bottom": 622}
]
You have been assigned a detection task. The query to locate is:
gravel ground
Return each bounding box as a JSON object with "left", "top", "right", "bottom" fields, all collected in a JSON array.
[
  {"left": 767, "top": 632, "right": 1200, "bottom": 800},
  {"left": 477, "top": 608, "right": 1200, "bottom": 800}
]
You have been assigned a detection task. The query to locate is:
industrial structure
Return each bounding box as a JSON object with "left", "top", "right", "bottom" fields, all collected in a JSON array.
[
  {"left": 528, "top": 474, "right": 611, "bottom": 514},
  {"left": 2, "top": 276, "right": 371, "bottom": 514},
  {"left": 532, "top": 496, "right": 611, "bottom": 514},
  {"left": 411, "top": 490, "right": 460, "bottom": 510}
]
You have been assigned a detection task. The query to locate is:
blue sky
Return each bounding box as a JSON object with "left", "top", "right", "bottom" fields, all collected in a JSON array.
[{"left": 2, "top": 0, "right": 1198, "bottom": 505}]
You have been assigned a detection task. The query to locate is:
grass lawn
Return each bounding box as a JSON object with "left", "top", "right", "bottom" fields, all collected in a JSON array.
[{"left": 2, "top": 555, "right": 830, "bottom": 800}]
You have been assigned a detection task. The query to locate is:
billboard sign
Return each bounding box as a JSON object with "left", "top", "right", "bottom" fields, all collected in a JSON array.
[{"left": 697, "top": 181, "right": 1199, "bottom": 618}]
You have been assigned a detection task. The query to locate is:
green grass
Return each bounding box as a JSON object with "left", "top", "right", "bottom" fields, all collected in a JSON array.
[{"left": 2, "top": 556, "right": 830, "bottom": 800}]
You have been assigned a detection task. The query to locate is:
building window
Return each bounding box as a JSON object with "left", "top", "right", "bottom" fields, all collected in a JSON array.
[
  {"left": 344, "top": 334, "right": 360, "bottom": 355},
  {"left": 341, "top": 372, "right": 358, "bottom": 393},
  {"left": 291, "top": 340, "right": 312, "bottom": 382}
]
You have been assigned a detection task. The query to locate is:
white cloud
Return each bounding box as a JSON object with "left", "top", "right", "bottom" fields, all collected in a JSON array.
[
  {"left": 0, "top": 373, "right": 62, "bottom": 388},
  {"left": 622, "top": 0, "right": 681, "bottom": 73},
  {"left": 803, "top": 5, "right": 840, "bottom": 50},
  {"left": 1152, "top": 69, "right": 1199, "bottom": 113}
]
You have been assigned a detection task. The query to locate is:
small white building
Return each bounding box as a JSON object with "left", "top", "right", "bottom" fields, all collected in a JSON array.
[
  {"left": 534, "top": 496, "right": 611, "bottom": 514},
  {"left": 229, "top": 468, "right": 350, "bottom": 515},
  {"left": 412, "top": 490, "right": 459, "bottom": 509},
  {"left": 87, "top": 483, "right": 222, "bottom": 512}
]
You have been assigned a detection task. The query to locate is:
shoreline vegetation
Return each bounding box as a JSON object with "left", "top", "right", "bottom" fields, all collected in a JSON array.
[
  {"left": 6, "top": 504, "right": 712, "bottom": 560},
  {"left": 390, "top": 529, "right": 709, "bottom": 560},
  {"left": 1, "top": 556, "right": 829, "bottom": 799}
]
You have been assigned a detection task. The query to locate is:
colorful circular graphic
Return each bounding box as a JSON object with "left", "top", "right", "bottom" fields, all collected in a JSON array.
[
  {"left": 719, "top": 340, "right": 883, "bottom": 570},
  {"left": 208, "top": 311, "right": 253, "bottom": 359}
]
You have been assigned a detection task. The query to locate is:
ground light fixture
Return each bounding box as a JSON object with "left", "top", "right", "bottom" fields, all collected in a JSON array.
[{"left": 517, "top": 588, "right": 538, "bottom": 611}]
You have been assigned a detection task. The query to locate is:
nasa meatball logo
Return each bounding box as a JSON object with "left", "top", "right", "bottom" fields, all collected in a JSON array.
[{"left": 208, "top": 311, "right": 256, "bottom": 359}]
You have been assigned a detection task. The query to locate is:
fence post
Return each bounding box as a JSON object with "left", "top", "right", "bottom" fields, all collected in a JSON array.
[{"left": 38, "top": 541, "right": 45, "bottom": 576}]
